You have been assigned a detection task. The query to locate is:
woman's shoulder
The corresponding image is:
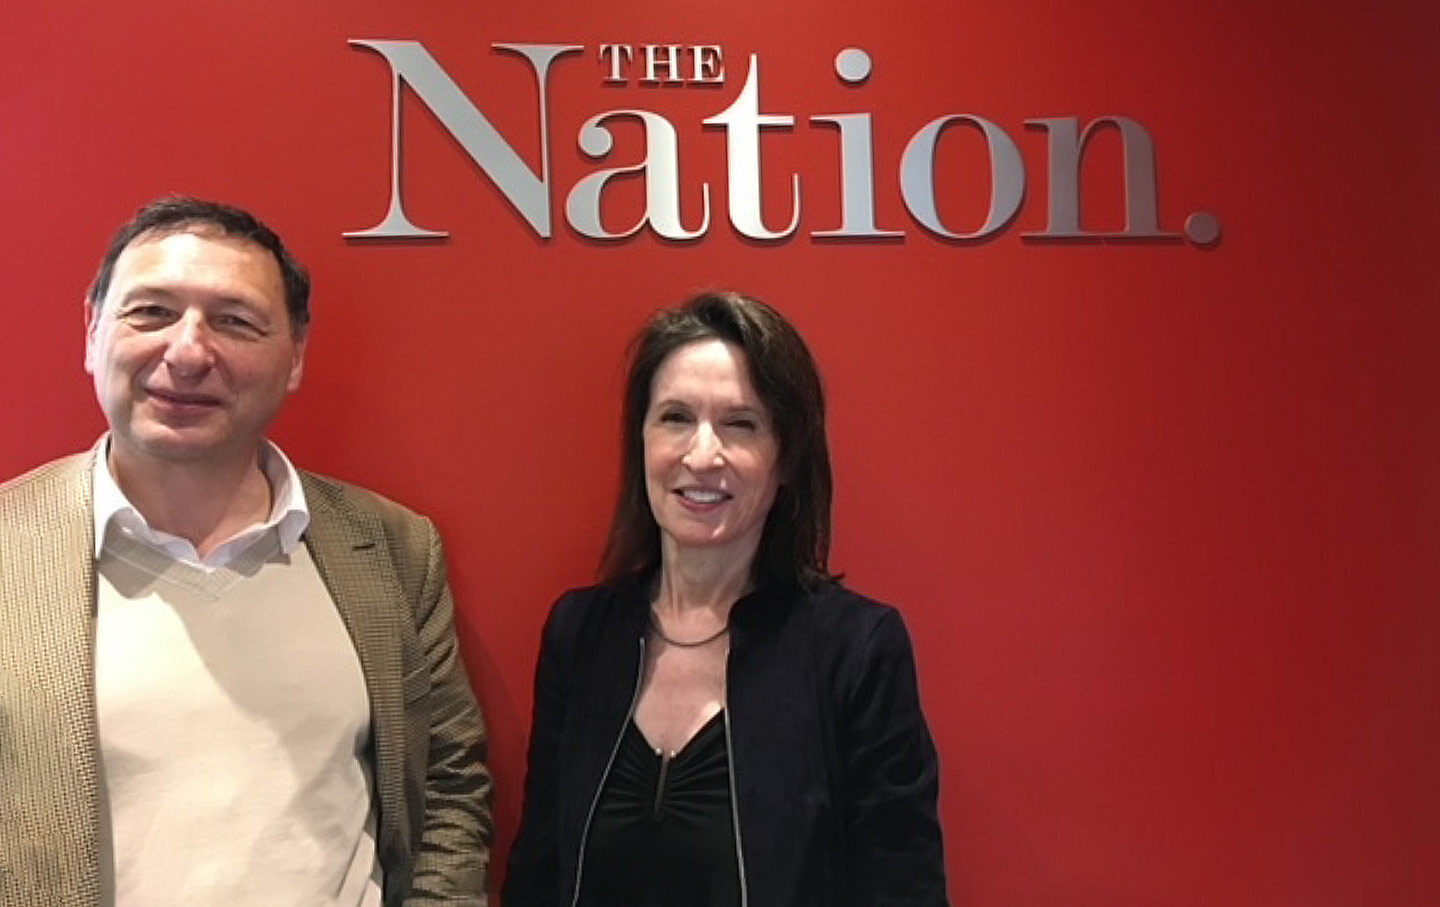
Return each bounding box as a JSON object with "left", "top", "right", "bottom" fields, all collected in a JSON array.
[
  {"left": 787, "top": 581, "right": 905, "bottom": 631},
  {"left": 543, "top": 577, "right": 647, "bottom": 643},
  {"left": 550, "top": 577, "right": 638, "bottom": 614},
  {"left": 764, "top": 581, "right": 918, "bottom": 662}
]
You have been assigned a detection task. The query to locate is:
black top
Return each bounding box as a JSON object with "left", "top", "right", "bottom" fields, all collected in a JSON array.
[
  {"left": 578, "top": 710, "right": 741, "bottom": 907},
  {"left": 503, "top": 578, "right": 947, "bottom": 907}
]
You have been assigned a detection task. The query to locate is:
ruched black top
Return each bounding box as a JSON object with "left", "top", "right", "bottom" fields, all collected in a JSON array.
[{"left": 578, "top": 711, "right": 740, "bottom": 907}]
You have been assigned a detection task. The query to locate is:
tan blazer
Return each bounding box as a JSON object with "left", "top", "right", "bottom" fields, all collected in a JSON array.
[{"left": 0, "top": 452, "right": 491, "bottom": 907}]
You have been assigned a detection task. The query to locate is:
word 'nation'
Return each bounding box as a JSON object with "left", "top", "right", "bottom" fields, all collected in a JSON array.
[{"left": 345, "top": 41, "right": 1220, "bottom": 245}]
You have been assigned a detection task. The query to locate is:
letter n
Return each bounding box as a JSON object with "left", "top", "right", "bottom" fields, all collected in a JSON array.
[
  {"left": 345, "top": 40, "right": 581, "bottom": 239},
  {"left": 1023, "top": 116, "right": 1179, "bottom": 240}
]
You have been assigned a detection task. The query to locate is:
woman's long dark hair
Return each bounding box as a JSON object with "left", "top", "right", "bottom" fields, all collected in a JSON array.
[{"left": 600, "top": 291, "right": 835, "bottom": 589}]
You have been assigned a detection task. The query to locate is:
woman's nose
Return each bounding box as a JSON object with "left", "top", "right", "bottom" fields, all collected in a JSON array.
[{"left": 681, "top": 422, "right": 724, "bottom": 470}]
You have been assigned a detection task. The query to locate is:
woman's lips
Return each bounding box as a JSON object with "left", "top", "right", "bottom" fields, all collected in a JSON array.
[{"left": 675, "top": 487, "right": 730, "bottom": 511}]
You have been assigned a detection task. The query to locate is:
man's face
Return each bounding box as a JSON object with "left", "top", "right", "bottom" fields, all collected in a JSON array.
[{"left": 84, "top": 229, "right": 306, "bottom": 469}]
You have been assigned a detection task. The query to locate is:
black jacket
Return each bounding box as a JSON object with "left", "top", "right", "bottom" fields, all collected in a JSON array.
[{"left": 502, "top": 577, "right": 948, "bottom": 906}]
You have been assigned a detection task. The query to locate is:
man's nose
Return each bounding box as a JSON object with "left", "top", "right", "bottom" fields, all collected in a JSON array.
[{"left": 161, "top": 311, "right": 214, "bottom": 375}]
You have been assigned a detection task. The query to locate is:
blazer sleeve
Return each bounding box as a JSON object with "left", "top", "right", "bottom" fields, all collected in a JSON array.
[
  {"left": 402, "top": 521, "right": 495, "bottom": 906},
  {"left": 839, "top": 607, "right": 949, "bottom": 906}
]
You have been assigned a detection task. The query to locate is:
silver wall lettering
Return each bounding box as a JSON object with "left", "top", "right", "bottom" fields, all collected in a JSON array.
[
  {"left": 642, "top": 45, "right": 684, "bottom": 84},
  {"left": 598, "top": 45, "right": 727, "bottom": 85},
  {"left": 567, "top": 110, "right": 712, "bottom": 240},
  {"left": 599, "top": 44, "right": 632, "bottom": 83},
  {"left": 343, "top": 40, "right": 1215, "bottom": 246},
  {"left": 810, "top": 47, "right": 901, "bottom": 239},
  {"left": 702, "top": 54, "right": 801, "bottom": 240},
  {"left": 345, "top": 40, "right": 581, "bottom": 239},
  {"left": 811, "top": 114, "right": 902, "bottom": 238},
  {"left": 900, "top": 115, "right": 1025, "bottom": 240},
  {"left": 691, "top": 46, "right": 725, "bottom": 84},
  {"left": 1023, "top": 117, "right": 1178, "bottom": 239}
]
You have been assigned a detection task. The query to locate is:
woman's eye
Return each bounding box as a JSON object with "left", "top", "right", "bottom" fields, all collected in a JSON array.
[
  {"left": 726, "top": 416, "right": 759, "bottom": 431},
  {"left": 658, "top": 410, "right": 692, "bottom": 424}
]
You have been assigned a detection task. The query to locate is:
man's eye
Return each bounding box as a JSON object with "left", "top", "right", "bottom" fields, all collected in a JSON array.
[
  {"left": 215, "top": 314, "right": 263, "bottom": 334},
  {"left": 121, "top": 305, "right": 174, "bottom": 324}
]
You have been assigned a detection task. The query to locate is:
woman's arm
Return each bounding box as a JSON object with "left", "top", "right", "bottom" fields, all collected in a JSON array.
[
  {"left": 501, "top": 595, "right": 579, "bottom": 907},
  {"left": 839, "top": 607, "right": 949, "bottom": 906}
]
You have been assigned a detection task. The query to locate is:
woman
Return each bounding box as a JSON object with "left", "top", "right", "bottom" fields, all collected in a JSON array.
[{"left": 504, "top": 291, "right": 947, "bottom": 906}]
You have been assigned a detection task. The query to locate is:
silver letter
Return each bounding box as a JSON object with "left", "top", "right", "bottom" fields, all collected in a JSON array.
[
  {"left": 692, "top": 46, "right": 724, "bottom": 83},
  {"left": 599, "top": 44, "right": 632, "bottom": 83},
  {"left": 643, "top": 45, "right": 683, "bottom": 84},
  {"left": 900, "top": 115, "right": 1024, "bottom": 240},
  {"left": 345, "top": 40, "right": 581, "bottom": 239},
  {"left": 810, "top": 114, "right": 901, "bottom": 238},
  {"left": 811, "top": 48, "right": 898, "bottom": 238},
  {"left": 566, "top": 110, "right": 711, "bottom": 240},
  {"left": 703, "top": 54, "right": 800, "bottom": 240},
  {"left": 1023, "top": 116, "right": 1179, "bottom": 239}
]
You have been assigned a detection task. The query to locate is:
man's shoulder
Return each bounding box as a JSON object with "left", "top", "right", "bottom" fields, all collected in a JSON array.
[
  {"left": 298, "top": 470, "right": 438, "bottom": 546},
  {"left": 296, "top": 470, "right": 450, "bottom": 604},
  {"left": 0, "top": 452, "right": 92, "bottom": 516},
  {"left": 298, "top": 469, "right": 427, "bottom": 517}
]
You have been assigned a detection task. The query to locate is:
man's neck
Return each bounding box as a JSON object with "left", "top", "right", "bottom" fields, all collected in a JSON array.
[{"left": 108, "top": 442, "right": 274, "bottom": 558}]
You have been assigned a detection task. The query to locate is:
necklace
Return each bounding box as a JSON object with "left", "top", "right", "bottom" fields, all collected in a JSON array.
[{"left": 649, "top": 609, "right": 730, "bottom": 648}]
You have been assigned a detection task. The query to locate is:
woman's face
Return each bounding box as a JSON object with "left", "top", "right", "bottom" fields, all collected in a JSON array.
[{"left": 643, "top": 339, "right": 781, "bottom": 566}]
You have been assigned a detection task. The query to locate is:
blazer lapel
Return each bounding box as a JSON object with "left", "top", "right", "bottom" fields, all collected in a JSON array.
[
  {"left": 298, "top": 473, "right": 409, "bottom": 863},
  {"left": 0, "top": 452, "right": 103, "bottom": 905}
]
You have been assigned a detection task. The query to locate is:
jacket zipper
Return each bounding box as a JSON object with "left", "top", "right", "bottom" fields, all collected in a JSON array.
[
  {"left": 651, "top": 749, "right": 672, "bottom": 821},
  {"left": 569, "top": 634, "right": 647, "bottom": 907},
  {"left": 722, "top": 689, "right": 750, "bottom": 906}
]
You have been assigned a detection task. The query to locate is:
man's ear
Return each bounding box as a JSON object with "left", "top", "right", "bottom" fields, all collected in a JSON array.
[
  {"left": 287, "top": 332, "right": 307, "bottom": 393},
  {"left": 83, "top": 299, "right": 98, "bottom": 375}
]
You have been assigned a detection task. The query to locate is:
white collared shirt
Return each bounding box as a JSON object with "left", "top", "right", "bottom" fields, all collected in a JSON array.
[{"left": 91, "top": 435, "right": 310, "bottom": 570}]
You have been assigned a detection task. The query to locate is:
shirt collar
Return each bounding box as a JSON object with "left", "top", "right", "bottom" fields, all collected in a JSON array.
[{"left": 91, "top": 435, "right": 311, "bottom": 566}]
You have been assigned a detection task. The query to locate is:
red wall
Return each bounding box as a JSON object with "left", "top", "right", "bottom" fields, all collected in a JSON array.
[{"left": 2, "top": 1, "right": 1436, "bottom": 903}]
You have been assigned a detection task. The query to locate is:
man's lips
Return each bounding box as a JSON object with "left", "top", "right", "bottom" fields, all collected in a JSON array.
[{"left": 145, "top": 387, "right": 223, "bottom": 407}]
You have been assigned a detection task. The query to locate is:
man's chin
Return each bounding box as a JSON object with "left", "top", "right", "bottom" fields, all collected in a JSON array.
[{"left": 117, "top": 426, "right": 252, "bottom": 466}]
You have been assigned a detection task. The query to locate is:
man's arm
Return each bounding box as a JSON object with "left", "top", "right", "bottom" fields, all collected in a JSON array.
[{"left": 404, "top": 521, "right": 493, "bottom": 905}]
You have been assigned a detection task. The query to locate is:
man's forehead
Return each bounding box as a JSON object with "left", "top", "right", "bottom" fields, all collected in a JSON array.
[
  {"left": 104, "top": 227, "right": 286, "bottom": 307},
  {"left": 111, "top": 227, "right": 279, "bottom": 279},
  {"left": 120, "top": 222, "right": 262, "bottom": 256}
]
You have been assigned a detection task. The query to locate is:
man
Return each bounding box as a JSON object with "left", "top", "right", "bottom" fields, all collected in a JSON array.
[{"left": 0, "top": 197, "right": 491, "bottom": 906}]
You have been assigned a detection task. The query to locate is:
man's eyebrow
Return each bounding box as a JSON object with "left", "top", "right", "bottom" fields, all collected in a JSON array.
[
  {"left": 113, "top": 285, "right": 181, "bottom": 309},
  {"left": 117, "top": 285, "right": 264, "bottom": 310}
]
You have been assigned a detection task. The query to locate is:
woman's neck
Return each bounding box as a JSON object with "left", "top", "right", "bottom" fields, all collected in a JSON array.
[{"left": 653, "top": 544, "right": 754, "bottom": 618}]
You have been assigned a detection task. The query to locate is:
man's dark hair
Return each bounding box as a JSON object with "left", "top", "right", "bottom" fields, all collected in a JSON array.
[
  {"left": 87, "top": 195, "right": 311, "bottom": 334},
  {"left": 600, "top": 290, "right": 836, "bottom": 589}
]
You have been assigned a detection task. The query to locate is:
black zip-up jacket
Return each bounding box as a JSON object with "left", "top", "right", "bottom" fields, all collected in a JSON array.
[{"left": 502, "top": 576, "right": 949, "bottom": 906}]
